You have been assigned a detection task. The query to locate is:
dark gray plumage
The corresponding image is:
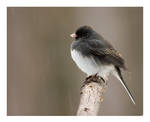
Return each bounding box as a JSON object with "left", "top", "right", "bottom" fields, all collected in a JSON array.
[{"left": 70, "top": 26, "right": 135, "bottom": 104}]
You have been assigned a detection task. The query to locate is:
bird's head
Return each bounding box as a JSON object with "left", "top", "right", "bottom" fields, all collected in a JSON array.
[{"left": 70, "top": 26, "right": 96, "bottom": 40}]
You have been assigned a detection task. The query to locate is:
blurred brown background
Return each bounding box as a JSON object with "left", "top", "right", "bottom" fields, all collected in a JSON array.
[{"left": 7, "top": 7, "right": 143, "bottom": 115}]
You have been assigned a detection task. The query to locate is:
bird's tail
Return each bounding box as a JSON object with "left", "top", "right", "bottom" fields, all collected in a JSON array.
[{"left": 114, "top": 67, "right": 136, "bottom": 105}]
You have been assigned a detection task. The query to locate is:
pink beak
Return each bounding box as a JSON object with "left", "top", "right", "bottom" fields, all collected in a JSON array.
[{"left": 70, "top": 33, "right": 77, "bottom": 38}]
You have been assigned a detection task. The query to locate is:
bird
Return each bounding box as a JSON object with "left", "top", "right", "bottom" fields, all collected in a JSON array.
[{"left": 70, "top": 25, "right": 135, "bottom": 105}]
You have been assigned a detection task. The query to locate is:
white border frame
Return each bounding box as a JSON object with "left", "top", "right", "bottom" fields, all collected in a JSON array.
[{"left": 0, "top": 0, "right": 147, "bottom": 122}]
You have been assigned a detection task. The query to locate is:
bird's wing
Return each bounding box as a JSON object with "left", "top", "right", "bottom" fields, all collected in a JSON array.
[{"left": 88, "top": 40, "right": 126, "bottom": 69}]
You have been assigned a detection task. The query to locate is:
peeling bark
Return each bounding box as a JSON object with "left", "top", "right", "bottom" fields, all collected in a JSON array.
[{"left": 77, "top": 75, "right": 106, "bottom": 116}]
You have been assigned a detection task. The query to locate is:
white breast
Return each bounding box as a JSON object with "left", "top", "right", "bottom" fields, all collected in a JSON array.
[{"left": 71, "top": 49, "right": 114, "bottom": 79}]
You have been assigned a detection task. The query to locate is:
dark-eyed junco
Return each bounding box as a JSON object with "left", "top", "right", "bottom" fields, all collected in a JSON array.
[{"left": 70, "top": 25, "right": 135, "bottom": 104}]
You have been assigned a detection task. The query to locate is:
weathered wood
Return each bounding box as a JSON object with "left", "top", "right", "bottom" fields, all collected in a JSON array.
[{"left": 77, "top": 75, "right": 106, "bottom": 116}]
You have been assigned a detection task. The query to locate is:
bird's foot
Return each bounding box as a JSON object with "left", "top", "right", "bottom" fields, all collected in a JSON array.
[{"left": 82, "top": 73, "right": 106, "bottom": 88}]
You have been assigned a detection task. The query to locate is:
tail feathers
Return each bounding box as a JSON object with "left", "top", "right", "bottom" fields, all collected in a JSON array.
[{"left": 114, "top": 67, "right": 136, "bottom": 105}]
